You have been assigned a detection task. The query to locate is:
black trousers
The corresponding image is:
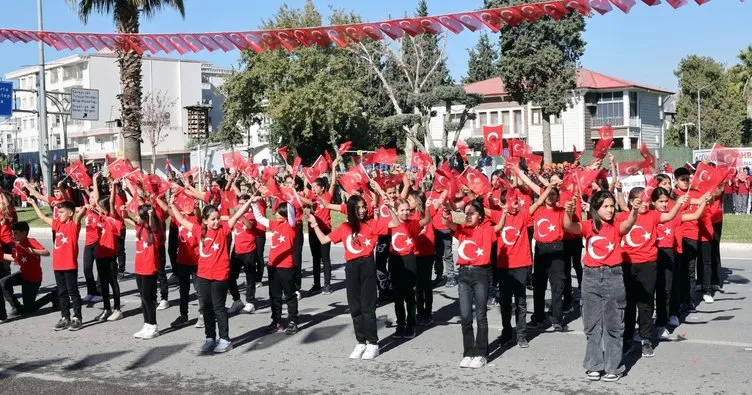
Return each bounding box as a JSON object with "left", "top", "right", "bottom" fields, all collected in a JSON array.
[
  {"left": 254, "top": 235, "right": 266, "bottom": 283},
  {"left": 309, "top": 229, "right": 332, "bottom": 287},
  {"left": 391, "top": 254, "right": 417, "bottom": 328},
  {"left": 0, "top": 272, "right": 56, "bottom": 320},
  {"left": 682, "top": 238, "right": 711, "bottom": 302},
  {"left": 293, "top": 225, "right": 304, "bottom": 291},
  {"left": 136, "top": 274, "right": 158, "bottom": 325},
  {"left": 345, "top": 256, "right": 378, "bottom": 344},
  {"left": 83, "top": 243, "right": 100, "bottom": 296},
  {"left": 229, "top": 251, "right": 256, "bottom": 302},
  {"left": 498, "top": 266, "right": 530, "bottom": 341},
  {"left": 656, "top": 248, "right": 678, "bottom": 326},
  {"left": 374, "top": 235, "right": 391, "bottom": 292},
  {"left": 623, "top": 262, "right": 657, "bottom": 342},
  {"left": 54, "top": 269, "right": 82, "bottom": 319},
  {"left": 96, "top": 256, "right": 120, "bottom": 310},
  {"left": 415, "top": 255, "right": 433, "bottom": 319},
  {"left": 157, "top": 246, "right": 168, "bottom": 301},
  {"left": 564, "top": 237, "right": 583, "bottom": 304},
  {"left": 174, "top": 263, "right": 201, "bottom": 317},
  {"left": 198, "top": 277, "right": 229, "bottom": 341},
  {"left": 532, "top": 243, "right": 566, "bottom": 325},
  {"left": 268, "top": 266, "right": 298, "bottom": 324},
  {"left": 117, "top": 228, "right": 126, "bottom": 273},
  {"left": 711, "top": 222, "right": 723, "bottom": 287},
  {"left": 168, "top": 225, "right": 179, "bottom": 271}
]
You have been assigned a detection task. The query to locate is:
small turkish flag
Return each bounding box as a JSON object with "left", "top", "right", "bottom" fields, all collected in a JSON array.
[
  {"left": 311, "top": 155, "right": 329, "bottom": 175},
  {"left": 456, "top": 139, "right": 471, "bottom": 162},
  {"left": 639, "top": 143, "right": 656, "bottom": 171},
  {"left": 710, "top": 143, "right": 739, "bottom": 167},
  {"left": 337, "top": 141, "right": 352, "bottom": 157},
  {"left": 593, "top": 138, "right": 613, "bottom": 160},
  {"left": 291, "top": 156, "right": 302, "bottom": 179},
  {"left": 109, "top": 159, "right": 136, "bottom": 180},
  {"left": 278, "top": 146, "right": 288, "bottom": 163},
  {"left": 598, "top": 125, "right": 614, "bottom": 140},
  {"left": 459, "top": 167, "right": 491, "bottom": 196},
  {"left": 261, "top": 166, "right": 278, "bottom": 183},
  {"left": 618, "top": 160, "right": 644, "bottom": 177},
  {"left": 691, "top": 162, "right": 725, "bottom": 194},
  {"left": 482, "top": 125, "right": 503, "bottom": 156},
  {"left": 372, "top": 148, "right": 398, "bottom": 165},
  {"left": 410, "top": 151, "right": 433, "bottom": 170},
  {"left": 65, "top": 161, "right": 92, "bottom": 188},
  {"left": 523, "top": 154, "right": 543, "bottom": 172},
  {"left": 507, "top": 139, "right": 531, "bottom": 158},
  {"left": 301, "top": 167, "right": 319, "bottom": 185},
  {"left": 173, "top": 188, "right": 195, "bottom": 212}
]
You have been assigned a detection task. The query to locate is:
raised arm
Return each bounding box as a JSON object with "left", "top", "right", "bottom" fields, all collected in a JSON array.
[
  {"left": 529, "top": 183, "right": 557, "bottom": 215},
  {"left": 306, "top": 213, "right": 331, "bottom": 245},
  {"left": 661, "top": 194, "right": 688, "bottom": 223},
  {"left": 418, "top": 203, "right": 431, "bottom": 227},
  {"left": 619, "top": 197, "right": 641, "bottom": 235},
  {"left": 682, "top": 193, "right": 711, "bottom": 222},
  {"left": 562, "top": 198, "right": 582, "bottom": 235},
  {"left": 511, "top": 164, "right": 542, "bottom": 195},
  {"left": 28, "top": 198, "right": 53, "bottom": 227},
  {"left": 251, "top": 198, "right": 270, "bottom": 228},
  {"left": 440, "top": 205, "right": 458, "bottom": 232},
  {"left": 73, "top": 204, "right": 88, "bottom": 225},
  {"left": 227, "top": 199, "right": 253, "bottom": 229},
  {"left": 168, "top": 198, "right": 197, "bottom": 231},
  {"left": 327, "top": 158, "right": 339, "bottom": 197}
]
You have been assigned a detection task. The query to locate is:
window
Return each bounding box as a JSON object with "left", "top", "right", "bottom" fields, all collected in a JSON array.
[
  {"left": 449, "top": 113, "right": 471, "bottom": 131},
  {"left": 489, "top": 112, "right": 499, "bottom": 125},
  {"left": 514, "top": 110, "right": 522, "bottom": 134},
  {"left": 22, "top": 119, "right": 28, "bottom": 130},
  {"left": 593, "top": 91, "right": 624, "bottom": 126},
  {"left": 501, "top": 111, "right": 510, "bottom": 130},
  {"left": 531, "top": 108, "right": 542, "bottom": 125},
  {"left": 629, "top": 92, "right": 638, "bottom": 117},
  {"left": 478, "top": 112, "right": 488, "bottom": 127},
  {"left": 30, "top": 118, "right": 36, "bottom": 129}
]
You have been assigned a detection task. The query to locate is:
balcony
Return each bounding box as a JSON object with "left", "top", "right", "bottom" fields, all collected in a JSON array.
[
  {"left": 592, "top": 116, "right": 625, "bottom": 127},
  {"left": 628, "top": 116, "right": 641, "bottom": 128}
]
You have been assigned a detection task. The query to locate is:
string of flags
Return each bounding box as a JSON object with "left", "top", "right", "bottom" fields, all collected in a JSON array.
[{"left": 0, "top": 0, "right": 742, "bottom": 56}]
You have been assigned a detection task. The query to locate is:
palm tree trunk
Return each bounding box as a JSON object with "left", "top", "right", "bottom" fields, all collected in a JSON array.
[
  {"left": 542, "top": 112, "right": 552, "bottom": 164},
  {"left": 115, "top": 3, "right": 143, "bottom": 168}
]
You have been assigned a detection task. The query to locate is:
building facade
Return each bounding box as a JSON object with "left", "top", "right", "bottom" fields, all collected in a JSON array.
[{"left": 428, "top": 69, "right": 674, "bottom": 156}]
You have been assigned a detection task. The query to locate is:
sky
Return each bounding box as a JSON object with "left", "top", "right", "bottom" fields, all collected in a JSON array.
[{"left": 0, "top": 0, "right": 750, "bottom": 92}]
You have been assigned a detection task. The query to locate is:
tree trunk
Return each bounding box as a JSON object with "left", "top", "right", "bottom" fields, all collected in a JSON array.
[
  {"left": 150, "top": 149, "right": 156, "bottom": 174},
  {"left": 115, "top": 3, "right": 143, "bottom": 168},
  {"left": 442, "top": 101, "right": 451, "bottom": 149},
  {"left": 542, "top": 112, "right": 553, "bottom": 164}
]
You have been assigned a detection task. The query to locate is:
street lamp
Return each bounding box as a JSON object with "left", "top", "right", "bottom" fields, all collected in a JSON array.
[
  {"left": 695, "top": 84, "right": 711, "bottom": 150},
  {"left": 680, "top": 122, "right": 694, "bottom": 148}
]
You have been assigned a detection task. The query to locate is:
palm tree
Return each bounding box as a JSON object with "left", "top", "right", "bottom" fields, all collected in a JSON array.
[
  {"left": 730, "top": 45, "right": 752, "bottom": 119},
  {"left": 71, "top": 0, "right": 185, "bottom": 167}
]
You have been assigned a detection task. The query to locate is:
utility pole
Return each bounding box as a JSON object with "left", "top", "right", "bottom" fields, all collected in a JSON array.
[
  {"left": 696, "top": 84, "right": 710, "bottom": 150},
  {"left": 680, "top": 123, "right": 694, "bottom": 148},
  {"left": 37, "top": 0, "right": 52, "bottom": 196}
]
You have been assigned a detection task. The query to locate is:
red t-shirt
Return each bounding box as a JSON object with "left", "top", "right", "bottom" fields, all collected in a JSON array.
[
  {"left": 390, "top": 220, "right": 421, "bottom": 256},
  {"left": 657, "top": 202, "right": 681, "bottom": 251},
  {"left": 738, "top": 180, "right": 749, "bottom": 195},
  {"left": 710, "top": 197, "right": 723, "bottom": 224},
  {"left": 95, "top": 215, "right": 120, "bottom": 258},
  {"left": 0, "top": 219, "right": 13, "bottom": 246},
  {"left": 177, "top": 215, "right": 201, "bottom": 265},
  {"left": 581, "top": 219, "right": 624, "bottom": 268},
  {"left": 233, "top": 212, "right": 263, "bottom": 254},
  {"left": 429, "top": 204, "right": 448, "bottom": 231},
  {"left": 134, "top": 224, "right": 159, "bottom": 275},
  {"left": 13, "top": 238, "right": 44, "bottom": 282},
  {"left": 309, "top": 191, "right": 332, "bottom": 234},
  {"left": 84, "top": 211, "right": 100, "bottom": 246},
  {"left": 724, "top": 181, "right": 734, "bottom": 194},
  {"left": 617, "top": 210, "right": 660, "bottom": 264},
  {"left": 414, "top": 221, "right": 435, "bottom": 257},
  {"left": 153, "top": 202, "right": 168, "bottom": 247},
  {"left": 329, "top": 219, "right": 389, "bottom": 261},
  {"left": 454, "top": 223, "right": 494, "bottom": 266},
  {"left": 532, "top": 206, "right": 565, "bottom": 243},
  {"left": 679, "top": 189, "right": 713, "bottom": 242},
  {"left": 268, "top": 219, "right": 296, "bottom": 269},
  {"left": 518, "top": 189, "right": 534, "bottom": 228},
  {"left": 272, "top": 195, "right": 303, "bottom": 224},
  {"left": 491, "top": 209, "right": 532, "bottom": 269},
  {"left": 193, "top": 222, "right": 232, "bottom": 281},
  {"left": 52, "top": 219, "right": 80, "bottom": 271}
]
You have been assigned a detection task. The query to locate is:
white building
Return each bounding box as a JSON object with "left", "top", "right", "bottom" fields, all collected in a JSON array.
[
  {"left": 429, "top": 68, "right": 674, "bottom": 154},
  {"left": 3, "top": 53, "right": 250, "bottom": 171}
]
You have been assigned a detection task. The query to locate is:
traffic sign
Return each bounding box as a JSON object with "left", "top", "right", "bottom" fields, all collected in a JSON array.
[
  {"left": 0, "top": 82, "right": 12, "bottom": 117},
  {"left": 71, "top": 88, "right": 99, "bottom": 121}
]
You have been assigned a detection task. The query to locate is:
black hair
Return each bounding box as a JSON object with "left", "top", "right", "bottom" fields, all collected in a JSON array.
[
  {"left": 627, "top": 187, "right": 644, "bottom": 210},
  {"left": 408, "top": 190, "right": 426, "bottom": 215},
  {"left": 651, "top": 187, "right": 671, "bottom": 203},
  {"left": 589, "top": 190, "right": 616, "bottom": 233},
  {"left": 57, "top": 201, "right": 76, "bottom": 213},
  {"left": 239, "top": 194, "right": 251, "bottom": 202},
  {"left": 200, "top": 204, "right": 219, "bottom": 238},
  {"left": 313, "top": 177, "right": 328, "bottom": 190},
  {"left": 98, "top": 197, "right": 110, "bottom": 214},
  {"left": 275, "top": 201, "right": 289, "bottom": 218},
  {"left": 346, "top": 194, "right": 367, "bottom": 236},
  {"left": 655, "top": 173, "right": 671, "bottom": 185},
  {"left": 466, "top": 199, "right": 486, "bottom": 223},
  {"left": 11, "top": 221, "right": 29, "bottom": 233},
  {"left": 137, "top": 204, "right": 160, "bottom": 245}
]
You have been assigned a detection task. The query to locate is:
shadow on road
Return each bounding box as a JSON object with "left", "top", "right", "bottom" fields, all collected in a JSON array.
[
  {"left": 63, "top": 350, "right": 131, "bottom": 371},
  {"left": 125, "top": 343, "right": 189, "bottom": 370}
]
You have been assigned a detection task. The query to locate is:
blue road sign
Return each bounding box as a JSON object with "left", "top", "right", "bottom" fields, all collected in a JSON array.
[{"left": 0, "top": 82, "right": 12, "bottom": 117}]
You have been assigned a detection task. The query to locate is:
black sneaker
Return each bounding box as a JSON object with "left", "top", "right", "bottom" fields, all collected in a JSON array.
[
  {"left": 552, "top": 323, "right": 569, "bottom": 332},
  {"left": 431, "top": 276, "right": 445, "bottom": 288},
  {"left": 8, "top": 308, "right": 20, "bottom": 318},
  {"left": 117, "top": 272, "right": 125, "bottom": 281},
  {"left": 170, "top": 315, "right": 189, "bottom": 328},
  {"left": 517, "top": 339, "right": 529, "bottom": 348},
  {"left": 54, "top": 317, "right": 70, "bottom": 331},
  {"left": 321, "top": 285, "right": 332, "bottom": 295},
  {"left": 528, "top": 320, "right": 541, "bottom": 329},
  {"left": 285, "top": 321, "right": 298, "bottom": 335},
  {"left": 562, "top": 302, "right": 573, "bottom": 314},
  {"left": 265, "top": 321, "right": 282, "bottom": 334},
  {"left": 498, "top": 331, "right": 514, "bottom": 345},
  {"left": 445, "top": 277, "right": 457, "bottom": 287},
  {"left": 602, "top": 373, "right": 621, "bottom": 382},
  {"left": 308, "top": 285, "right": 321, "bottom": 295},
  {"left": 687, "top": 303, "right": 697, "bottom": 313},
  {"left": 641, "top": 340, "right": 655, "bottom": 357},
  {"left": 95, "top": 310, "right": 112, "bottom": 322},
  {"left": 404, "top": 326, "right": 415, "bottom": 339},
  {"left": 393, "top": 326, "right": 406, "bottom": 339},
  {"left": 68, "top": 317, "right": 83, "bottom": 331}
]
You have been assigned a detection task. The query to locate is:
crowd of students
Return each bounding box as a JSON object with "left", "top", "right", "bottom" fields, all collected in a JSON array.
[{"left": 0, "top": 144, "right": 734, "bottom": 382}]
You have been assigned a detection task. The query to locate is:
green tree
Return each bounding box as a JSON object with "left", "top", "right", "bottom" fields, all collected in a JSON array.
[
  {"left": 486, "top": 0, "right": 585, "bottom": 163},
  {"left": 671, "top": 55, "right": 745, "bottom": 149},
  {"left": 463, "top": 33, "right": 499, "bottom": 84},
  {"left": 729, "top": 45, "right": 752, "bottom": 145},
  {"left": 70, "top": 0, "right": 186, "bottom": 167}
]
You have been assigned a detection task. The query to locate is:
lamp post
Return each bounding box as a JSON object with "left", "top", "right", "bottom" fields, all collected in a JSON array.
[
  {"left": 680, "top": 122, "right": 694, "bottom": 148},
  {"left": 696, "top": 84, "right": 711, "bottom": 150},
  {"left": 36, "top": 0, "right": 52, "bottom": 196}
]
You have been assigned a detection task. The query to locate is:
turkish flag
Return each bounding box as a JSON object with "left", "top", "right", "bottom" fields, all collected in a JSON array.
[
  {"left": 432, "top": 166, "right": 453, "bottom": 193},
  {"left": 12, "top": 178, "right": 26, "bottom": 197},
  {"left": 376, "top": 173, "right": 402, "bottom": 190},
  {"left": 516, "top": 4, "right": 546, "bottom": 22},
  {"left": 639, "top": 143, "right": 656, "bottom": 171},
  {"left": 483, "top": 125, "right": 503, "bottom": 156},
  {"left": 573, "top": 145, "right": 583, "bottom": 161},
  {"left": 301, "top": 167, "right": 319, "bottom": 185},
  {"left": 338, "top": 167, "right": 368, "bottom": 195},
  {"left": 360, "top": 153, "right": 376, "bottom": 165},
  {"left": 279, "top": 185, "right": 301, "bottom": 206},
  {"left": 372, "top": 148, "right": 398, "bottom": 165},
  {"left": 173, "top": 188, "right": 195, "bottom": 212},
  {"left": 146, "top": 174, "right": 170, "bottom": 196},
  {"left": 311, "top": 155, "right": 329, "bottom": 175},
  {"left": 278, "top": 146, "right": 288, "bottom": 163},
  {"left": 642, "top": 0, "right": 661, "bottom": 5},
  {"left": 109, "top": 159, "right": 136, "bottom": 180},
  {"left": 414, "top": 167, "right": 427, "bottom": 189},
  {"left": 65, "top": 161, "right": 92, "bottom": 188},
  {"left": 242, "top": 162, "right": 259, "bottom": 179},
  {"left": 291, "top": 156, "right": 302, "bottom": 179},
  {"left": 105, "top": 154, "right": 116, "bottom": 165},
  {"left": 337, "top": 141, "right": 352, "bottom": 157},
  {"left": 507, "top": 139, "right": 531, "bottom": 158},
  {"left": 126, "top": 197, "right": 140, "bottom": 215},
  {"left": 261, "top": 166, "right": 278, "bottom": 183},
  {"left": 692, "top": 162, "right": 725, "bottom": 194},
  {"left": 182, "top": 166, "right": 200, "bottom": 180},
  {"left": 3, "top": 166, "right": 16, "bottom": 177},
  {"left": 456, "top": 140, "right": 471, "bottom": 162},
  {"left": 222, "top": 151, "right": 246, "bottom": 170},
  {"left": 618, "top": 159, "right": 644, "bottom": 177},
  {"left": 710, "top": 143, "right": 739, "bottom": 167},
  {"left": 610, "top": 0, "right": 637, "bottom": 13},
  {"left": 598, "top": 125, "right": 614, "bottom": 140},
  {"left": 592, "top": 138, "right": 613, "bottom": 159},
  {"left": 575, "top": 168, "right": 600, "bottom": 193},
  {"left": 323, "top": 150, "right": 333, "bottom": 168},
  {"left": 266, "top": 179, "right": 283, "bottom": 199},
  {"left": 410, "top": 151, "right": 433, "bottom": 170},
  {"left": 589, "top": 0, "right": 614, "bottom": 14},
  {"left": 459, "top": 167, "right": 491, "bottom": 196},
  {"left": 523, "top": 154, "right": 543, "bottom": 172}
]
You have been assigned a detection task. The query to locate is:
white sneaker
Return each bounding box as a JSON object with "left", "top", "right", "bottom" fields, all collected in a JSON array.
[
  {"left": 227, "top": 300, "right": 245, "bottom": 314},
  {"left": 242, "top": 303, "right": 255, "bottom": 314},
  {"left": 668, "top": 315, "right": 680, "bottom": 327},
  {"left": 157, "top": 299, "right": 170, "bottom": 310},
  {"left": 657, "top": 327, "right": 670, "bottom": 340},
  {"left": 349, "top": 344, "right": 367, "bottom": 359},
  {"left": 459, "top": 356, "right": 473, "bottom": 368},
  {"left": 195, "top": 314, "right": 205, "bottom": 328},
  {"left": 133, "top": 324, "right": 148, "bottom": 339},
  {"left": 361, "top": 344, "right": 379, "bottom": 360},
  {"left": 469, "top": 356, "right": 487, "bottom": 369},
  {"left": 107, "top": 309, "right": 123, "bottom": 321},
  {"left": 703, "top": 293, "right": 714, "bottom": 304},
  {"left": 295, "top": 291, "right": 302, "bottom": 301},
  {"left": 141, "top": 324, "right": 160, "bottom": 340}
]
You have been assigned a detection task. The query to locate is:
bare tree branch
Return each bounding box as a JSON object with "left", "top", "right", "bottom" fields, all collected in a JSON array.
[
  {"left": 418, "top": 33, "right": 447, "bottom": 92},
  {"left": 142, "top": 90, "right": 176, "bottom": 173}
]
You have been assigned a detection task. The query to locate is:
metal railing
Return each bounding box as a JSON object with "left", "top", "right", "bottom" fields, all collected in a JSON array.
[{"left": 592, "top": 116, "right": 625, "bottom": 127}]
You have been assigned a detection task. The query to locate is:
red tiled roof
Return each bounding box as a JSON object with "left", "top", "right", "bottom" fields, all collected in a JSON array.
[{"left": 464, "top": 68, "right": 673, "bottom": 96}]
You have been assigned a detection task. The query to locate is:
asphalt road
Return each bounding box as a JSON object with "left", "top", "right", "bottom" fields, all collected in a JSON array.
[{"left": 0, "top": 236, "right": 751, "bottom": 395}]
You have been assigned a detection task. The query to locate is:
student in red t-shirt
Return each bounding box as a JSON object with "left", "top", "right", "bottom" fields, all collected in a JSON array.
[
  {"left": 0, "top": 194, "right": 16, "bottom": 280},
  {"left": 308, "top": 194, "right": 389, "bottom": 360},
  {"left": 252, "top": 196, "right": 299, "bottom": 336},
  {"left": 442, "top": 199, "right": 494, "bottom": 369},
  {"left": 170, "top": 196, "right": 253, "bottom": 354},
  {"left": 563, "top": 190, "right": 638, "bottom": 382},
  {"left": 0, "top": 222, "right": 56, "bottom": 322},
  {"left": 80, "top": 190, "right": 102, "bottom": 305},
  {"left": 300, "top": 176, "right": 335, "bottom": 295},
  {"left": 122, "top": 204, "right": 162, "bottom": 340},
  {"left": 167, "top": 193, "right": 203, "bottom": 329},
  {"left": 227, "top": 194, "right": 264, "bottom": 315},
  {"left": 92, "top": 195, "right": 123, "bottom": 322},
  {"left": 29, "top": 198, "right": 87, "bottom": 331}
]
